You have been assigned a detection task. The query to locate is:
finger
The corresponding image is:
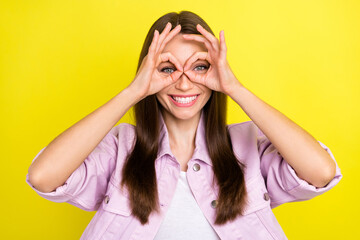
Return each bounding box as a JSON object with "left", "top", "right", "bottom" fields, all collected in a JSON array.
[
  {"left": 148, "top": 30, "right": 159, "bottom": 57},
  {"left": 170, "top": 70, "right": 183, "bottom": 82},
  {"left": 196, "top": 24, "right": 219, "bottom": 50},
  {"left": 182, "top": 34, "right": 213, "bottom": 52},
  {"left": 158, "top": 24, "right": 181, "bottom": 54},
  {"left": 160, "top": 70, "right": 183, "bottom": 89},
  {"left": 184, "top": 70, "right": 205, "bottom": 85},
  {"left": 156, "top": 52, "right": 183, "bottom": 72},
  {"left": 154, "top": 22, "right": 171, "bottom": 54},
  {"left": 219, "top": 30, "right": 227, "bottom": 59},
  {"left": 155, "top": 22, "right": 172, "bottom": 53},
  {"left": 183, "top": 51, "right": 209, "bottom": 72}
]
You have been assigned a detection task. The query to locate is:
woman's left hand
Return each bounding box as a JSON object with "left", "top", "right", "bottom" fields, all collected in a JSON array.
[{"left": 182, "top": 24, "right": 243, "bottom": 96}]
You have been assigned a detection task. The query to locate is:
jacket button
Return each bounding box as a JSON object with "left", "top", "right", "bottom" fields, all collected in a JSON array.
[
  {"left": 211, "top": 200, "right": 218, "bottom": 208},
  {"left": 192, "top": 163, "right": 200, "bottom": 171},
  {"left": 263, "top": 193, "right": 270, "bottom": 201},
  {"left": 104, "top": 195, "right": 110, "bottom": 204}
]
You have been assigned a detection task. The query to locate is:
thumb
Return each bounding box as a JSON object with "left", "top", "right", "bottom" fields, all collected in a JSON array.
[
  {"left": 184, "top": 70, "right": 204, "bottom": 85},
  {"left": 171, "top": 70, "right": 183, "bottom": 82},
  {"left": 161, "top": 70, "right": 183, "bottom": 88}
]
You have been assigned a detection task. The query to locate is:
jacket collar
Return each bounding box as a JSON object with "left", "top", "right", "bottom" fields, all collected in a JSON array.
[{"left": 157, "top": 110, "right": 212, "bottom": 167}]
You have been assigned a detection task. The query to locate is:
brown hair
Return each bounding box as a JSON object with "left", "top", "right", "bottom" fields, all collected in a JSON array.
[{"left": 120, "top": 10, "right": 247, "bottom": 225}]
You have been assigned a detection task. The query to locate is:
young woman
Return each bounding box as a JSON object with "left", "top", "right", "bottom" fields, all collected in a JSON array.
[{"left": 26, "top": 11, "right": 342, "bottom": 240}]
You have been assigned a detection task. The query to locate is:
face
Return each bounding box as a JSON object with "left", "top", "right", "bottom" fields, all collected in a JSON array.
[{"left": 155, "top": 34, "right": 212, "bottom": 121}]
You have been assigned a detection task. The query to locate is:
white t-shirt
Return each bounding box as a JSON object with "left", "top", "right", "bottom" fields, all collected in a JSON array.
[{"left": 154, "top": 171, "right": 221, "bottom": 240}]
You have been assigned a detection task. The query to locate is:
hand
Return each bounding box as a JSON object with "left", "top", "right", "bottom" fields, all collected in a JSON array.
[
  {"left": 128, "top": 22, "right": 184, "bottom": 99},
  {"left": 182, "top": 24, "right": 243, "bottom": 96}
]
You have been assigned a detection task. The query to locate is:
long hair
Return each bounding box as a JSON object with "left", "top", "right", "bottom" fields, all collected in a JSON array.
[{"left": 120, "top": 10, "right": 247, "bottom": 225}]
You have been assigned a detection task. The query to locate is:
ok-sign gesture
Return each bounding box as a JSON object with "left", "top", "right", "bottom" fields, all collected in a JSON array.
[
  {"left": 129, "top": 22, "right": 184, "bottom": 100},
  {"left": 182, "top": 24, "right": 243, "bottom": 96}
]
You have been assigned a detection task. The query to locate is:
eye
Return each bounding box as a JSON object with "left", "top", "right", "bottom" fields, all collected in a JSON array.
[
  {"left": 194, "top": 65, "right": 209, "bottom": 72},
  {"left": 160, "top": 67, "right": 176, "bottom": 74}
]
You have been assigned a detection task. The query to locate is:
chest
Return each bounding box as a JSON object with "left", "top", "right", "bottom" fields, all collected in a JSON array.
[{"left": 80, "top": 157, "right": 286, "bottom": 240}]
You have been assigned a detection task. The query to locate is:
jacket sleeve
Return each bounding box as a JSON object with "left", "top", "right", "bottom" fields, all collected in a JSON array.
[
  {"left": 26, "top": 127, "right": 119, "bottom": 211},
  {"left": 257, "top": 128, "right": 342, "bottom": 208}
]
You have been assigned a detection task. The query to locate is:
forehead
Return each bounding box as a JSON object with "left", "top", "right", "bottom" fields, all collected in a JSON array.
[{"left": 161, "top": 34, "right": 207, "bottom": 65}]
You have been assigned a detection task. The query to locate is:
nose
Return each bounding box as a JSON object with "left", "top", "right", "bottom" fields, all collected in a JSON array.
[{"left": 175, "top": 73, "right": 194, "bottom": 91}]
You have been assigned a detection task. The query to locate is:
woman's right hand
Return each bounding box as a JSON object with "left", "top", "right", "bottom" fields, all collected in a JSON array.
[{"left": 128, "top": 22, "right": 183, "bottom": 100}]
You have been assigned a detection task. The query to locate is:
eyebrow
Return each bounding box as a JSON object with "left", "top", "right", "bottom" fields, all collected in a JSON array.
[
  {"left": 192, "top": 59, "right": 209, "bottom": 64},
  {"left": 158, "top": 61, "right": 175, "bottom": 65}
]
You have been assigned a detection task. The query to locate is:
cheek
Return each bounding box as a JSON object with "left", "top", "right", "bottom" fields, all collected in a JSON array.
[
  {"left": 155, "top": 94, "right": 169, "bottom": 108},
  {"left": 203, "top": 89, "right": 213, "bottom": 102}
]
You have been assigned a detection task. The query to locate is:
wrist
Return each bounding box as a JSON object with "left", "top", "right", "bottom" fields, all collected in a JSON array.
[
  {"left": 123, "top": 85, "right": 146, "bottom": 104},
  {"left": 224, "top": 80, "right": 244, "bottom": 98},
  {"left": 127, "top": 78, "right": 150, "bottom": 99}
]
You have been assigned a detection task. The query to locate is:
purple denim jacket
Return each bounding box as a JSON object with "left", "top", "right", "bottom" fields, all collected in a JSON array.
[{"left": 26, "top": 111, "right": 342, "bottom": 239}]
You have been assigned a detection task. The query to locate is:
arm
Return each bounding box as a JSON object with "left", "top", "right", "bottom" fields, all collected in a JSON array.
[
  {"left": 28, "top": 22, "right": 183, "bottom": 193},
  {"left": 182, "top": 25, "right": 336, "bottom": 188},
  {"left": 227, "top": 84, "right": 336, "bottom": 188},
  {"left": 27, "top": 87, "right": 142, "bottom": 193}
]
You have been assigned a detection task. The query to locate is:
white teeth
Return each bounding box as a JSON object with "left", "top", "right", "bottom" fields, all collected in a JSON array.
[{"left": 172, "top": 95, "right": 198, "bottom": 104}]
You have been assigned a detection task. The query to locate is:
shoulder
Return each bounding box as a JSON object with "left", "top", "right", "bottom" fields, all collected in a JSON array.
[
  {"left": 108, "top": 123, "right": 136, "bottom": 183},
  {"left": 110, "top": 123, "right": 136, "bottom": 138},
  {"left": 109, "top": 123, "right": 136, "bottom": 155},
  {"left": 226, "top": 121, "right": 262, "bottom": 173},
  {"left": 227, "top": 120, "right": 262, "bottom": 140},
  {"left": 226, "top": 121, "right": 260, "bottom": 153}
]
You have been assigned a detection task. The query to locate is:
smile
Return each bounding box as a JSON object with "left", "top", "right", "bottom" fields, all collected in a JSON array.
[{"left": 168, "top": 94, "right": 200, "bottom": 107}]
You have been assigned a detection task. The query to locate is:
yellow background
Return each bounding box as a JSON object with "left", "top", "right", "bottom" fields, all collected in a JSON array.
[{"left": 1, "top": 0, "right": 358, "bottom": 239}]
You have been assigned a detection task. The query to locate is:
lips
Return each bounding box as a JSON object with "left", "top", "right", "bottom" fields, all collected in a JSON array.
[{"left": 168, "top": 94, "right": 200, "bottom": 107}]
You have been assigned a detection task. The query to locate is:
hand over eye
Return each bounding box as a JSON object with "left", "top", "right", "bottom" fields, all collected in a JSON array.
[
  {"left": 182, "top": 25, "right": 243, "bottom": 95},
  {"left": 128, "top": 22, "right": 183, "bottom": 99}
]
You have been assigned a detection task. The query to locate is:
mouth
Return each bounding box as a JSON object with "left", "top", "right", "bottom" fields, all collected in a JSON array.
[{"left": 168, "top": 94, "right": 200, "bottom": 107}]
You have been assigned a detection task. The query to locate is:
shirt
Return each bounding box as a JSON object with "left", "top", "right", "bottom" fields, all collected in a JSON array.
[
  {"left": 153, "top": 171, "right": 220, "bottom": 240},
  {"left": 26, "top": 110, "right": 342, "bottom": 239}
]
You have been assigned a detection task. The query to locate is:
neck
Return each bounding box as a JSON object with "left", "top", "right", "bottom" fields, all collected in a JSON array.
[{"left": 161, "top": 110, "right": 201, "bottom": 149}]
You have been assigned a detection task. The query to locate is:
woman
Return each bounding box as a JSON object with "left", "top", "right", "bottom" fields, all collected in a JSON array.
[{"left": 26, "top": 11, "right": 342, "bottom": 240}]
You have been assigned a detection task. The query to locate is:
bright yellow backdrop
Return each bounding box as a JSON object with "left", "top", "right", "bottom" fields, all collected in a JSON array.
[{"left": 1, "top": 0, "right": 358, "bottom": 239}]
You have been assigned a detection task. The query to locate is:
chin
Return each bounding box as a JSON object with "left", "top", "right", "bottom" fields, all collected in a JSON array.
[
  {"left": 171, "top": 110, "right": 200, "bottom": 120},
  {"left": 160, "top": 106, "right": 202, "bottom": 121}
]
